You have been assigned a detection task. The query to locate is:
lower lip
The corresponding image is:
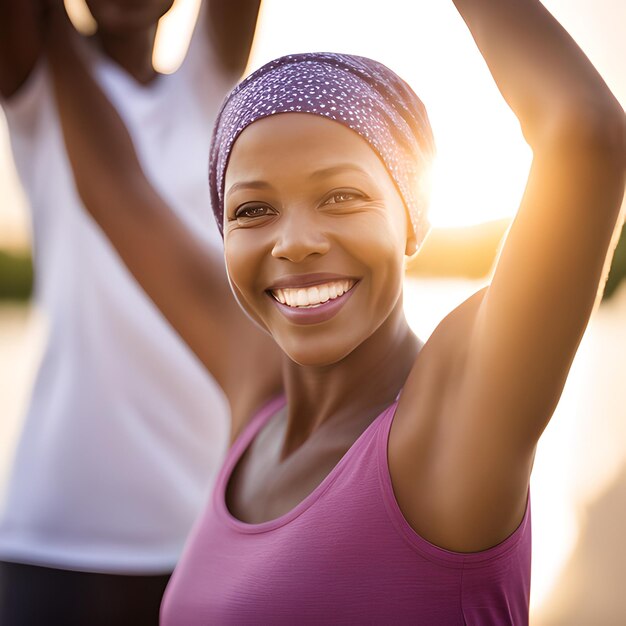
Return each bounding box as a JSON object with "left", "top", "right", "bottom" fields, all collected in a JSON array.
[{"left": 268, "top": 284, "right": 358, "bottom": 325}]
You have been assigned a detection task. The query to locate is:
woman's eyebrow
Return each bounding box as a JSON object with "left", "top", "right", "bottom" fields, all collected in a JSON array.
[
  {"left": 309, "top": 164, "right": 371, "bottom": 180},
  {"left": 226, "top": 180, "right": 274, "bottom": 198},
  {"left": 226, "top": 165, "right": 370, "bottom": 198}
]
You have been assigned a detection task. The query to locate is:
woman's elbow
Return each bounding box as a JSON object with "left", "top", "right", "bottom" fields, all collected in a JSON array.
[{"left": 538, "top": 102, "right": 626, "bottom": 159}]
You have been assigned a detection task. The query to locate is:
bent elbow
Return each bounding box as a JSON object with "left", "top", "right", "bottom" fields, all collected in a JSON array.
[{"left": 539, "top": 103, "right": 626, "bottom": 160}]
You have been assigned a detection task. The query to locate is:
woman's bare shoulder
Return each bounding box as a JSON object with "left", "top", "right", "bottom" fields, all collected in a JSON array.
[
  {"left": 386, "top": 285, "right": 532, "bottom": 553},
  {"left": 400, "top": 285, "right": 489, "bottom": 405}
]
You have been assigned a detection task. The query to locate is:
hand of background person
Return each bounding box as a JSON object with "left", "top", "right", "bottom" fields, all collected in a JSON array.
[
  {"left": 0, "top": 0, "right": 57, "bottom": 99},
  {"left": 205, "top": 0, "right": 262, "bottom": 79}
]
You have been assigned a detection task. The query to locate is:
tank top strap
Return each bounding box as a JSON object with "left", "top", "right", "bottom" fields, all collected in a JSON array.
[
  {"left": 215, "top": 394, "right": 286, "bottom": 494},
  {"left": 234, "top": 394, "right": 286, "bottom": 457},
  {"left": 375, "top": 392, "right": 532, "bottom": 568}
]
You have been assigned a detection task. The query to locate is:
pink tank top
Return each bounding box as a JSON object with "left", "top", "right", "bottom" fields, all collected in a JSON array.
[{"left": 161, "top": 396, "right": 531, "bottom": 625}]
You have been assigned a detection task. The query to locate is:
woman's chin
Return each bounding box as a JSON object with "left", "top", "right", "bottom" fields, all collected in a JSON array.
[{"left": 277, "top": 335, "right": 362, "bottom": 369}]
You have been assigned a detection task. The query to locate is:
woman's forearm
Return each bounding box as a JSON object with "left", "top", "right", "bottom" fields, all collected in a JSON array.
[
  {"left": 46, "top": 8, "right": 149, "bottom": 217},
  {"left": 452, "top": 0, "right": 625, "bottom": 146},
  {"left": 44, "top": 6, "right": 284, "bottom": 412}
]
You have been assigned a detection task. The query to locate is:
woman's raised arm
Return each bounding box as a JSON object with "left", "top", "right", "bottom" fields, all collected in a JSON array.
[
  {"left": 392, "top": 1, "right": 624, "bottom": 553},
  {"left": 45, "top": 8, "right": 282, "bottom": 435},
  {"left": 448, "top": 0, "right": 625, "bottom": 446}
]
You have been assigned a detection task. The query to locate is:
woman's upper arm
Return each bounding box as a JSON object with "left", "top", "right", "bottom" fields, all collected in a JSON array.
[
  {"left": 390, "top": 111, "right": 625, "bottom": 552},
  {"left": 445, "top": 0, "right": 626, "bottom": 448},
  {"left": 390, "top": 0, "right": 626, "bottom": 553},
  {"left": 461, "top": 111, "right": 625, "bottom": 447},
  {"left": 90, "top": 179, "right": 283, "bottom": 425},
  {"left": 428, "top": 114, "right": 625, "bottom": 546},
  {"left": 44, "top": 10, "right": 283, "bottom": 421}
]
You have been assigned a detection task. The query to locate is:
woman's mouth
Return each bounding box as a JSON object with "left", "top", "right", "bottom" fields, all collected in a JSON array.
[
  {"left": 266, "top": 278, "right": 359, "bottom": 325},
  {"left": 270, "top": 279, "right": 356, "bottom": 308}
]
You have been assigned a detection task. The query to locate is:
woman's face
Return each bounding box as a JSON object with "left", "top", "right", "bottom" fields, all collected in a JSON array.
[{"left": 224, "top": 113, "right": 412, "bottom": 367}]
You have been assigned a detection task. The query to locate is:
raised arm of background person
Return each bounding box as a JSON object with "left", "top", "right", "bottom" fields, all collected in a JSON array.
[
  {"left": 0, "top": 0, "right": 47, "bottom": 98},
  {"left": 204, "top": 0, "right": 262, "bottom": 79},
  {"left": 393, "top": 0, "right": 625, "bottom": 552},
  {"left": 46, "top": 8, "right": 283, "bottom": 439}
]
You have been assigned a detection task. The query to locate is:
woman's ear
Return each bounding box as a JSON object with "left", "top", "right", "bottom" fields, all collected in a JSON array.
[
  {"left": 405, "top": 232, "right": 418, "bottom": 257},
  {"left": 403, "top": 205, "right": 419, "bottom": 258}
]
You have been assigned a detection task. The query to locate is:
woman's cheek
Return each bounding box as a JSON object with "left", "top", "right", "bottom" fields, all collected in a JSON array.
[{"left": 224, "top": 239, "right": 267, "bottom": 322}]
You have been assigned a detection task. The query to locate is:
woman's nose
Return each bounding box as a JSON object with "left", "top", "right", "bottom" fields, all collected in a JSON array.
[{"left": 271, "top": 211, "right": 331, "bottom": 262}]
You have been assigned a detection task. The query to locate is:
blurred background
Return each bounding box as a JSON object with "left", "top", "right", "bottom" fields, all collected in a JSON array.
[{"left": 1, "top": 0, "right": 624, "bottom": 622}]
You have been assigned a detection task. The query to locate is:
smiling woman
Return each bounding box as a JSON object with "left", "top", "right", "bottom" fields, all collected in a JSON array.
[
  {"left": 43, "top": 0, "right": 625, "bottom": 623},
  {"left": 223, "top": 113, "right": 412, "bottom": 364}
]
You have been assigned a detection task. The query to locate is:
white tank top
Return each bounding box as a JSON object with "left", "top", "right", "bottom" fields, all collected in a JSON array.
[{"left": 0, "top": 19, "right": 232, "bottom": 573}]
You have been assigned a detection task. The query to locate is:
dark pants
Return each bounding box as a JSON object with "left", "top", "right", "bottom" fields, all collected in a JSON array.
[{"left": 0, "top": 560, "right": 170, "bottom": 626}]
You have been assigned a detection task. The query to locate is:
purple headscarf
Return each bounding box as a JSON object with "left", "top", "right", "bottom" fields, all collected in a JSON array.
[{"left": 209, "top": 52, "right": 435, "bottom": 245}]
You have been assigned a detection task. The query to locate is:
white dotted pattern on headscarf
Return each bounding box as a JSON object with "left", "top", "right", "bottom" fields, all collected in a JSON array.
[{"left": 209, "top": 52, "right": 435, "bottom": 245}]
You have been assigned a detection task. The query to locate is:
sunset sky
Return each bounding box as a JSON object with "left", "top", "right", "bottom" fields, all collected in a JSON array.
[
  {"left": 1, "top": 0, "right": 624, "bottom": 247},
  {"left": 163, "top": 0, "right": 626, "bottom": 230},
  {"left": 248, "top": 0, "right": 626, "bottom": 227}
]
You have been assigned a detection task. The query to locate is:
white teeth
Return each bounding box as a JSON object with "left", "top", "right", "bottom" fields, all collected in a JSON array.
[
  {"left": 319, "top": 284, "right": 330, "bottom": 303},
  {"left": 271, "top": 280, "right": 355, "bottom": 308}
]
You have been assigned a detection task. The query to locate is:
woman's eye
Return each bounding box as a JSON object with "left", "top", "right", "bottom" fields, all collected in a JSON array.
[
  {"left": 235, "top": 204, "right": 273, "bottom": 219},
  {"left": 323, "top": 190, "right": 364, "bottom": 205}
]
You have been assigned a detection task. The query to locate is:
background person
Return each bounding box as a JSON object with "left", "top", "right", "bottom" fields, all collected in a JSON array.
[{"left": 0, "top": 0, "right": 261, "bottom": 623}]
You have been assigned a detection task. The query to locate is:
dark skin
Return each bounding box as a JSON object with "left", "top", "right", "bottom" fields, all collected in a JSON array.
[
  {"left": 0, "top": 0, "right": 261, "bottom": 94},
  {"left": 46, "top": 0, "right": 625, "bottom": 552}
]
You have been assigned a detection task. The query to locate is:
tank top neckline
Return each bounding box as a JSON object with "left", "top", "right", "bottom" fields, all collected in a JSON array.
[
  {"left": 214, "top": 394, "right": 399, "bottom": 534},
  {"left": 214, "top": 393, "right": 531, "bottom": 565}
]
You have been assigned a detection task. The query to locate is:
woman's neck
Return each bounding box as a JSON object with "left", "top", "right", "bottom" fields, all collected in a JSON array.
[
  {"left": 94, "top": 26, "right": 158, "bottom": 85},
  {"left": 280, "top": 298, "right": 420, "bottom": 456}
]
